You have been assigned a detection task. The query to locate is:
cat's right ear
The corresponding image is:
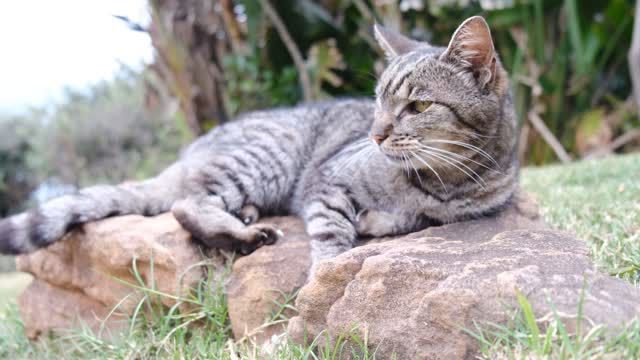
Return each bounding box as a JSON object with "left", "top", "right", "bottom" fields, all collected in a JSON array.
[{"left": 373, "top": 23, "right": 422, "bottom": 59}]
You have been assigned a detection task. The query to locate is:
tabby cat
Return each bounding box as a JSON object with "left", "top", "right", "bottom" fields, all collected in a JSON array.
[{"left": 0, "top": 16, "right": 517, "bottom": 275}]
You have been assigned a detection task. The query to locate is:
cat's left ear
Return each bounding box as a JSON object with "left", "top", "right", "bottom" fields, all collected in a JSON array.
[
  {"left": 373, "top": 23, "right": 423, "bottom": 59},
  {"left": 440, "top": 16, "right": 497, "bottom": 88}
]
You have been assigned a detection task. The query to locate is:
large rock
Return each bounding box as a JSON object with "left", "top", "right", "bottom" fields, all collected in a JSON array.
[
  {"left": 18, "top": 279, "right": 123, "bottom": 339},
  {"left": 15, "top": 191, "right": 640, "bottom": 359},
  {"left": 15, "top": 213, "right": 308, "bottom": 342},
  {"left": 16, "top": 213, "right": 219, "bottom": 338},
  {"left": 226, "top": 217, "right": 310, "bottom": 343},
  {"left": 287, "top": 195, "right": 640, "bottom": 359}
]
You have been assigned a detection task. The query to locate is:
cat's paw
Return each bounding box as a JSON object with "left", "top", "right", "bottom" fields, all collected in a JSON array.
[
  {"left": 172, "top": 196, "right": 282, "bottom": 255},
  {"left": 355, "top": 209, "right": 396, "bottom": 237},
  {"left": 237, "top": 223, "right": 283, "bottom": 255},
  {"left": 182, "top": 217, "right": 283, "bottom": 255}
]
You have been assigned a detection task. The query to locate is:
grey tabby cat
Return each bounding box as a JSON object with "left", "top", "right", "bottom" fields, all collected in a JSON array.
[{"left": 0, "top": 16, "right": 517, "bottom": 275}]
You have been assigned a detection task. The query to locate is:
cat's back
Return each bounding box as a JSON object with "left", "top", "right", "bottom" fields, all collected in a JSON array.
[{"left": 184, "top": 98, "right": 375, "bottom": 158}]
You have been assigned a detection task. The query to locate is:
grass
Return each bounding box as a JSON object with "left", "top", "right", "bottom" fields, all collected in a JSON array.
[
  {"left": 522, "top": 153, "right": 640, "bottom": 284},
  {"left": 466, "top": 287, "right": 640, "bottom": 359},
  {"left": 469, "top": 153, "right": 640, "bottom": 359},
  {"left": 0, "top": 255, "right": 16, "bottom": 272},
  {"left": 0, "top": 153, "right": 639, "bottom": 359},
  {"left": 0, "top": 273, "right": 31, "bottom": 307},
  {"left": 0, "top": 258, "right": 374, "bottom": 359}
]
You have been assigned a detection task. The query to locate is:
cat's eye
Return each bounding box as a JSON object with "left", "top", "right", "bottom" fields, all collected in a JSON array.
[{"left": 407, "top": 100, "right": 432, "bottom": 114}]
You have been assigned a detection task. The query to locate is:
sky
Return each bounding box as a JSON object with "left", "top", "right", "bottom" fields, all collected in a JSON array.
[{"left": 0, "top": 0, "right": 153, "bottom": 114}]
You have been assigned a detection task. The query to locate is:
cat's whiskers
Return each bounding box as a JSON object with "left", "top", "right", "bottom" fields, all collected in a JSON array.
[
  {"left": 416, "top": 149, "right": 487, "bottom": 190},
  {"left": 329, "top": 138, "right": 369, "bottom": 169},
  {"left": 424, "top": 139, "right": 500, "bottom": 169},
  {"left": 403, "top": 151, "right": 424, "bottom": 186},
  {"left": 407, "top": 150, "right": 448, "bottom": 194},
  {"left": 330, "top": 142, "right": 376, "bottom": 179},
  {"left": 399, "top": 152, "right": 411, "bottom": 177},
  {"left": 417, "top": 144, "right": 502, "bottom": 174},
  {"left": 446, "top": 128, "right": 499, "bottom": 140},
  {"left": 398, "top": 151, "right": 416, "bottom": 181}
]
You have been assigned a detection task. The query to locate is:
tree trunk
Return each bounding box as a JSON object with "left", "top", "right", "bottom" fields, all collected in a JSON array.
[{"left": 147, "top": 0, "right": 234, "bottom": 135}]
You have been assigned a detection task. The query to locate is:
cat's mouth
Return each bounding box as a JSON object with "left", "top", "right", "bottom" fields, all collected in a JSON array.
[{"left": 379, "top": 143, "right": 418, "bottom": 158}]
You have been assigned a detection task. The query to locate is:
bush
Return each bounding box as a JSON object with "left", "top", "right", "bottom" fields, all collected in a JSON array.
[
  {"left": 28, "top": 68, "right": 184, "bottom": 189},
  {"left": 0, "top": 116, "right": 39, "bottom": 216},
  {"left": 0, "top": 67, "right": 184, "bottom": 215}
]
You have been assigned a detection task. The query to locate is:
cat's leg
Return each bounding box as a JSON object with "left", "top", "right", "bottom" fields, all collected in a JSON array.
[
  {"left": 302, "top": 188, "right": 358, "bottom": 276},
  {"left": 355, "top": 210, "right": 402, "bottom": 237},
  {"left": 355, "top": 209, "right": 438, "bottom": 237},
  {"left": 172, "top": 195, "right": 280, "bottom": 254},
  {"left": 0, "top": 162, "right": 186, "bottom": 254},
  {"left": 172, "top": 147, "right": 291, "bottom": 254}
]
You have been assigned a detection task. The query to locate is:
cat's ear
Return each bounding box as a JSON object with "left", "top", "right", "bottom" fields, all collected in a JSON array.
[
  {"left": 373, "top": 23, "right": 422, "bottom": 59},
  {"left": 440, "top": 16, "right": 497, "bottom": 88}
]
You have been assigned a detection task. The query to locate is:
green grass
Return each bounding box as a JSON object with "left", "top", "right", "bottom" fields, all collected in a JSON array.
[
  {"left": 0, "top": 255, "right": 16, "bottom": 272},
  {"left": 0, "top": 273, "right": 31, "bottom": 307},
  {"left": 0, "top": 259, "right": 374, "bottom": 359},
  {"left": 522, "top": 153, "right": 640, "bottom": 284},
  {"left": 470, "top": 153, "right": 640, "bottom": 359},
  {"left": 466, "top": 288, "right": 640, "bottom": 359},
  {"left": 0, "top": 153, "right": 639, "bottom": 359}
]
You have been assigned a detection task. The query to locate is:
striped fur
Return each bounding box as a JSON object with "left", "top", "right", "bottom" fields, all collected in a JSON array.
[{"left": 0, "top": 16, "right": 518, "bottom": 276}]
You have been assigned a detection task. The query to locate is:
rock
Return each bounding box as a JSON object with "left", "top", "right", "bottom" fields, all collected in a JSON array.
[
  {"left": 18, "top": 279, "right": 124, "bottom": 339},
  {"left": 17, "top": 190, "right": 640, "bottom": 359},
  {"left": 288, "top": 194, "right": 640, "bottom": 359},
  {"left": 226, "top": 217, "right": 310, "bottom": 344},
  {"left": 16, "top": 213, "right": 221, "bottom": 338},
  {"left": 15, "top": 212, "right": 308, "bottom": 343}
]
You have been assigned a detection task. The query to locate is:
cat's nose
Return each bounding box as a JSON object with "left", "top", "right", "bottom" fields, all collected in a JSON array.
[
  {"left": 370, "top": 123, "right": 392, "bottom": 145},
  {"left": 372, "top": 134, "right": 388, "bottom": 145}
]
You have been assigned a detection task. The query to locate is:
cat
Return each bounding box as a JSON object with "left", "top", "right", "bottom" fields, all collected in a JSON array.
[{"left": 0, "top": 16, "right": 517, "bottom": 276}]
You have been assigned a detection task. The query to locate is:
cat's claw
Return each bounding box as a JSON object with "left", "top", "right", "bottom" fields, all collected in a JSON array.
[{"left": 237, "top": 224, "right": 281, "bottom": 254}]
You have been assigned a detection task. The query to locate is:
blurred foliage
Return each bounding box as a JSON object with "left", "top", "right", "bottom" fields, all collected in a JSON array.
[
  {"left": 176, "top": 0, "right": 638, "bottom": 164},
  {"left": 0, "top": 117, "right": 38, "bottom": 216},
  {"left": 1, "top": 0, "right": 638, "bottom": 215},
  {"left": 28, "top": 67, "right": 183, "bottom": 187},
  {"left": 0, "top": 67, "right": 183, "bottom": 214},
  {"left": 223, "top": 52, "right": 300, "bottom": 114}
]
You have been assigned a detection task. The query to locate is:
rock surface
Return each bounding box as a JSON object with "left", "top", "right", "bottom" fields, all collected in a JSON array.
[
  {"left": 16, "top": 213, "right": 215, "bottom": 338},
  {"left": 226, "top": 217, "right": 310, "bottom": 343},
  {"left": 287, "top": 194, "right": 640, "bottom": 359},
  {"left": 15, "top": 213, "right": 309, "bottom": 343},
  {"left": 18, "top": 279, "right": 124, "bottom": 339},
  {"left": 14, "top": 191, "right": 640, "bottom": 360}
]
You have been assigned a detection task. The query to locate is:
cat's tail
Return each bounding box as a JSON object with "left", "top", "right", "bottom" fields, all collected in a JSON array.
[{"left": 0, "top": 163, "right": 186, "bottom": 255}]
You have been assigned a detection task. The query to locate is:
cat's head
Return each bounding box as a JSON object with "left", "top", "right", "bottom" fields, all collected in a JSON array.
[{"left": 371, "top": 16, "right": 510, "bottom": 170}]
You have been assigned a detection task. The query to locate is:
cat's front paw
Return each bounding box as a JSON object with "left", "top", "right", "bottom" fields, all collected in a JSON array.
[
  {"left": 355, "top": 209, "right": 396, "bottom": 237},
  {"left": 237, "top": 223, "right": 283, "bottom": 254},
  {"left": 172, "top": 196, "right": 282, "bottom": 256}
]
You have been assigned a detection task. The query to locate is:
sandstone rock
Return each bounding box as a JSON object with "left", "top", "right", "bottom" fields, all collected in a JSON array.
[
  {"left": 226, "top": 217, "right": 310, "bottom": 343},
  {"left": 15, "top": 212, "right": 307, "bottom": 343},
  {"left": 16, "top": 213, "right": 220, "bottom": 338},
  {"left": 16, "top": 190, "right": 640, "bottom": 360},
  {"left": 18, "top": 279, "right": 124, "bottom": 339},
  {"left": 288, "top": 195, "right": 640, "bottom": 359}
]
